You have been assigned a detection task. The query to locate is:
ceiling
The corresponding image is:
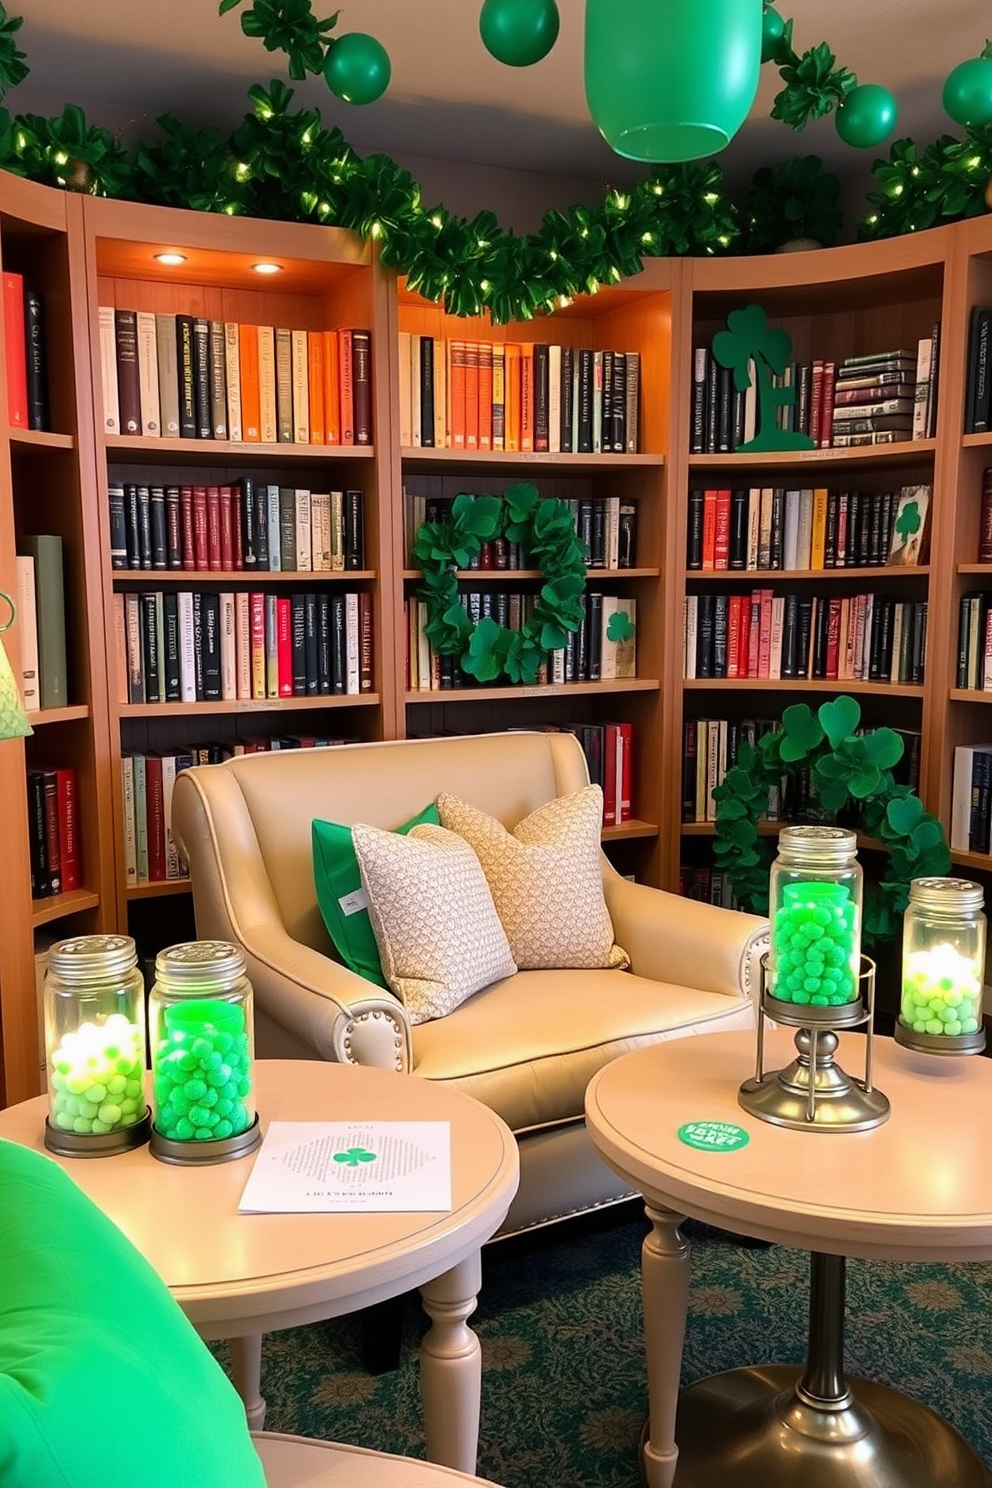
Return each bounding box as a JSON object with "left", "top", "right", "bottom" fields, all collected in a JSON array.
[{"left": 7, "top": 0, "right": 987, "bottom": 216}]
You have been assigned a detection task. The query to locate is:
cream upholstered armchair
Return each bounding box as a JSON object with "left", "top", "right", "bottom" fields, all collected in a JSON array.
[{"left": 172, "top": 730, "right": 768, "bottom": 1238}]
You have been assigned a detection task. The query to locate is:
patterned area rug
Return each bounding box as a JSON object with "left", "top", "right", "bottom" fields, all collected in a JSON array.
[{"left": 214, "top": 1211, "right": 992, "bottom": 1482}]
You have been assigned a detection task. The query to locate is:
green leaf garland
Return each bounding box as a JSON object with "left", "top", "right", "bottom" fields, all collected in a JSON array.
[
  {"left": 413, "top": 483, "right": 587, "bottom": 686},
  {"left": 712, "top": 697, "right": 950, "bottom": 944}
]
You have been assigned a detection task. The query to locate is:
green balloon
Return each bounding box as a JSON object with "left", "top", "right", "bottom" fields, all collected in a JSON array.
[
  {"left": 835, "top": 83, "right": 898, "bottom": 149},
  {"left": 323, "top": 33, "right": 391, "bottom": 105},
  {"left": 760, "top": 5, "right": 784, "bottom": 65},
  {"left": 942, "top": 57, "right": 992, "bottom": 128},
  {"left": 479, "top": 0, "right": 560, "bottom": 67}
]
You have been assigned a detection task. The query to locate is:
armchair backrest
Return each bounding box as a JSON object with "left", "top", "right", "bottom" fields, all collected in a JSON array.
[{"left": 172, "top": 730, "right": 592, "bottom": 953}]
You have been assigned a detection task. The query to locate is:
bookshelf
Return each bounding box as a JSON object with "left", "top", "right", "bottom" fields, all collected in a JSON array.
[{"left": 1, "top": 173, "right": 991, "bottom": 1097}]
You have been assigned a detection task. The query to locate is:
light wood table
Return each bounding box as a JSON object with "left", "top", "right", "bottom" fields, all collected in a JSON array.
[
  {"left": 0, "top": 1060, "right": 519, "bottom": 1477},
  {"left": 585, "top": 1028, "right": 992, "bottom": 1488}
]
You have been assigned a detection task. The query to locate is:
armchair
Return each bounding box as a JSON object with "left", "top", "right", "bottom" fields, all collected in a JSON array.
[{"left": 173, "top": 730, "right": 767, "bottom": 1238}]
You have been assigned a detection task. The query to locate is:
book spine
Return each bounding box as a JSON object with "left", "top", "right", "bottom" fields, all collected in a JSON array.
[
  {"left": 257, "top": 326, "right": 277, "bottom": 443},
  {"left": 208, "top": 320, "right": 228, "bottom": 439},
  {"left": 98, "top": 305, "right": 120, "bottom": 435},
  {"left": 275, "top": 326, "right": 294, "bottom": 442},
  {"left": 352, "top": 328, "right": 372, "bottom": 445},
  {"left": 339, "top": 328, "right": 355, "bottom": 445},
  {"left": 24, "top": 287, "right": 48, "bottom": 431},
  {"left": 115, "top": 308, "right": 141, "bottom": 435},
  {"left": 291, "top": 328, "right": 310, "bottom": 442},
  {"left": 192, "top": 316, "right": 212, "bottom": 438},
  {"left": 2, "top": 273, "right": 29, "bottom": 429},
  {"left": 176, "top": 314, "right": 196, "bottom": 437}
]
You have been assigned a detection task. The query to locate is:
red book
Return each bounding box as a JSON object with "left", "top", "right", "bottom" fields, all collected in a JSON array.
[
  {"left": 192, "top": 485, "right": 209, "bottom": 570},
  {"left": 826, "top": 596, "right": 842, "bottom": 679},
  {"left": 747, "top": 592, "right": 761, "bottom": 678},
  {"left": 757, "top": 589, "right": 774, "bottom": 677},
  {"left": 518, "top": 345, "right": 533, "bottom": 452},
  {"left": 701, "top": 490, "right": 717, "bottom": 570},
  {"left": 603, "top": 722, "right": 620, "bottom": 827},
  {"left": 232, "top": 486, "right": 244, "bottom": 569},
  {"left": 617, "top": 720, "right": 633, "bottom": 823},
  {"left": 277, "top": 596, "right": 293, "bottom": 696},
  {"left": 206, "top": 485, "right": 222, "bottom": 570},
  {"left": 55, "top": 766, "right": 80, "bottom": 892},
  {"left": 359, "top": 591, "right": 374, "bottom": 692},
  {"left": 713, "top": 489, "right": 731, "bottom": 571},
  {"left": 42, "top": 770, "right": 62, "bottom": 895},
  {"left": 726, "top": 595, "right": 742, "bottom": 678},
  {"left": 219, "top": 485, "right": 234, "bottom": 571},
  {"left": 819, "top": 361, "right": 836, "bottom": 449},
  {"left": 144, "top": 755, "right": 166, "bottom": 881},
  {"left": 338, "top": 328, "right": 355, "bottom": 445},
  {"left": 180, "top": 485, "right": 196, "bottom": 570},
  {"left": 836, "top": 491, "right": 849, "bottom": 567},
  {"left": 2, "top": 271, "right": 28, "bottom": 428}
]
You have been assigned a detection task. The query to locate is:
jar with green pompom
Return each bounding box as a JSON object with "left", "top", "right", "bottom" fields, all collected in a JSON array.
[
  {"left": 768, "top": 825, "right": 863, "bottom": 1020},
  {"left": 896, "top": 877, "right": 986, "bottom": 1055}
]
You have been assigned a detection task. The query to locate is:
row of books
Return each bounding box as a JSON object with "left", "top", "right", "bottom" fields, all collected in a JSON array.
[
  {"left": 689, "top": 336, "right": 940, "bottom": 453},
  {"left": 3, "top": 273, "right": 48, "bottom": 431},
  {"left": 684, "top": 591, "right": 928, "bottom": 685},
  {"left": 404, "top": 593, "right": 637, "bottom": 690},
  {"left": 957, "top": 592, "right": 992, "bottom": 692},
  {"left": 109, "top": 480, "right": 366, "bottom": 574},
  {"left": 682, "top": 716, "right": 922, "bottom": 824},
  {"left": 99, "top": 309, "right": 373, "bottom": 446},
  {"left": 679, "top": 864, "right": 738, "bottom": 910},
  {"left": 14, "top": 538, "right": 67, "bottom": 712},
  {"left": 951, "top": 744, "right": 992, "bottom": 855},
  {"left": 113, "top": 589, "right": 374, "bottom": 705},
  {"left": 527, "top": 722, "right": 633, "bottom": 828},
  {"left": 26, "top": 766, "right": 78, "bottom": 898},
  {"left": 403, "top": 493, "right": 639, "bottom": 571},
  {"left": 964, "top": 307, "right": 992, "bottom": 434},
  {"left": 686, "top": 483, "right": 932, "bottom": 573},
  {"left": 398, "top": 334, "right": 641, "bottom": 454}
]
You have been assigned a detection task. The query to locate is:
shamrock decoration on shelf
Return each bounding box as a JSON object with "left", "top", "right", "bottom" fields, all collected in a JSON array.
[
  {"left": 606, "top": 610, "right": 636, "bottom": 645},
  {"left": 712, "top": 695, "right": 950, "bottom": 944},
  {"left": 712, "top": 304, "right": 816, "bottom": 453},
  {"left": 895, "top": 500, "right": 922, "bottom": 542},
  {"left": 333, "top": 1146, "right": 377, "bottom": 1166},
  {"left": 413, "top": 482, "right": 587, "bottom": 686}
]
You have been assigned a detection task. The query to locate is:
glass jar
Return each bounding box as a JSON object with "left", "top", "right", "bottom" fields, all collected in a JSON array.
[
  {"left": 44, "top": 934, "right": 150, "bottom": 1157},
  {"left": 897, "top": 877, "right": 987, "bottom": 1054},
  {"left": 148, "top": 940, "right": 260, "bottom": 1163},
  {"left": 768, "top": 825, "right": 863, "bottom": 1013}
]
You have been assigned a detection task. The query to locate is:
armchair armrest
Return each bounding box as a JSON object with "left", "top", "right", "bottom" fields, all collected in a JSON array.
[
  {"left": 234, "top": 924, "right": 413, "bottom": 1071},
  {"left": 603, "top": 875, "right": 768, "bottom": 1000}
]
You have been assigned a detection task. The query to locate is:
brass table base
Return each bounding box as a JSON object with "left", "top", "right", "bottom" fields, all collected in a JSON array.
[{"left": 668, "top": 1363, "right": 991, "bottom": 1487}]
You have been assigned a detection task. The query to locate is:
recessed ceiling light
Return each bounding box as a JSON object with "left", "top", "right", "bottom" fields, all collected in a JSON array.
[
  {"left": 252, "top": 262, "right": 283, "bottom": 275},
  {"left": 154, "top": 252, "right": 187, "bottom": 266}
]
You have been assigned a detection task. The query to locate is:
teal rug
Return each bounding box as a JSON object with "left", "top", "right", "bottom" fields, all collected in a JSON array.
[{"left": 215, "top": 1211, "right": 992, "bottom": 1482}]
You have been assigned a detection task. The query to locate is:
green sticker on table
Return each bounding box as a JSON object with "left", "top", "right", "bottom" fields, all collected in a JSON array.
[{"left": 677, "top": 1120, "right": 749, "bottom": 1152}]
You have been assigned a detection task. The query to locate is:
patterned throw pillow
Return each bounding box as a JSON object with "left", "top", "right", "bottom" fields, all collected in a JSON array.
[
  {"left": 437, "top": 786, "right": 630, "bottom": 971},
  {"left": 352, "top": 821, "right": 517, "bottom": 1024}
]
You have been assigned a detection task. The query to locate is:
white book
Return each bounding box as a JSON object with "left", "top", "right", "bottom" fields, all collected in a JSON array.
[
  {"left": 551, "top": 645, "right": 565, "bottom": 684},
  {"left": 345, "top": 591, "right": 360, "bottom": 695},
  {"left": 235, "top": 592, "right": 252, "bottom": 699},
  {"left": 291, "top": 329, "right": 309, "bottom": 443},
  {"left": 121, "top": 755, "right": 137, "bottom": 886},
  {"left": 912, "top": 334, "right": 932, "bottom": 442},
  {"left": 330, "top": 491, "right": 345, "bottom": 572},
  {"left": 684, "top": 594, "right": 698, "bottom": 679},
  {"left": 98, "top": 306, "right": 120, "bottom": 434},
  {"left": 161, "top": 755, "right": 180, "bottom": 878},
  {"left": 266, "top": 485, "right": 282, "bottom": 570},
  {"left": 890, "top": 603, "right": 904, "bottom": 683},
  {"left": 406, "top": 600, "right": 419, "bottom": 689},
  {"left": 111, "top": 591, "right": 128, "bottom": 705},
  {"left": 310, "top": 492, "right": 331, "bottom": 572},
  {"left": 416, "top": 600, "right": 431, "bottom": 691},
  {"left": 15, "top": 554, "right": 39, "bottom": 712},
  {"left": 746, "top": 489, "right": 761, "bottom": 569},
  {"left": 224, "top": 322, "right": 242, "bottom": 441},
  {"left": 219, "top": 591, "right": 237, "bottom": 700},
  {"left": 783, "top": 489, "right": 801, "bottom": 571},
  {"left": 177, "top": 591, "right": 196, "bottom": 702},
  {"left": 605, "top": 496, "right": 620, "bottom": 570},
  {"left": 795, "top": 489, "right": 814, "bottom": 570},
  {"left": 295, "top": 489, "right": 312, "bottom": 571},
  {"left": 136, "top": 311, "right": 161, "bottom": 436},
  {"left": 410, "top": 333, "right": 422, "bottom": 447},
  {"left": 950, "top": 747, "right": 977, "bottom": 852},
  {"left": 769, "top": 595, "right": 785, "bottom": 680},
  {"left": 695, "top": 719, "right": 709, "bottom": 822},
  {"left": 548, "top": 344, "right": 562, "bottom": 454}
]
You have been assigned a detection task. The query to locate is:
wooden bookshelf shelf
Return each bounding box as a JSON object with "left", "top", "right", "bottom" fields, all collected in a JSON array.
[
  {"left": 685, "top": 566, "right": 930, "bottom": 583},
  {"left": 957, "top": 565, "right": 992, "bottom": 575},
  {"left": 404, "top": 568, "right": 659, "bottom": 581},
  {"left": 687, "top": 440, "right": 937, "bottom": 471},
  {"left": 601, "top": 819, "right": 658, "bottom": 841},
  {"left": 963, "top": 432, "right": 992, "bottom": 449},
  {"left": 949, "top": 689, "right": 992, "bottom": 703},
  {"left": 406, "top": 679, "right": 659, "bottom": 704},
  {"left": 112, "top": 570, "right": 376, "bottom": 585},
  {"left": 684, "top": 679, "right": 925, "bottom": 696},
  {"left": 400, "top": 447, "right": 662, "bottom": 470},
  {"left": 28, "top": 705, "right": 90, "bottom": 726},
  {"left": 127, "top": 880, "right": 192, "bottom": 898},
  {"left": 8, "top": 428, "right": 75, "bottom": 452},
  {"left": 104, "top": 435, "right": 375, "bottom": 464},
  {"left": 31, "top": 888, "right": 101, "bottom": 928},
  {"left": 950, "top": 849, "right": 992, "bottom": 871},
  {"left": 119, "top": 694, "right": 381, "bottom": 718}
]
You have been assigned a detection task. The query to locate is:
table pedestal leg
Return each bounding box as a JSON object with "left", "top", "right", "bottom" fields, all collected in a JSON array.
[
  {"left": 640, "top": 1203, "right": 690, "bottom": 1488},
  {"left": 669, "top": 1250, "right": 991, "bottom": 1487},
  {"left": 419, "top": 1254, "right": 482, "bottom": 1476},
  {"left": 229, "top": 1333, "right": 266, "bottom": 1430}
]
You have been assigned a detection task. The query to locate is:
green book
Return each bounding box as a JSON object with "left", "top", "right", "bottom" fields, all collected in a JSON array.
[{"left": 21, "top": 534, "right": 67, "bottom": 709}]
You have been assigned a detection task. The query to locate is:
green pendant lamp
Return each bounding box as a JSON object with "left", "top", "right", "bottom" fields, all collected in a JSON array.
[{"left": 584, "top": 0, "right": 763, "bottom": 162}]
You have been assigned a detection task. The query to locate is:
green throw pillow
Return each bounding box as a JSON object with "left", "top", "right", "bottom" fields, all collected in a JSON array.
[
  {"left": 0, "top": 1138, "right": 266, "bottom": 1488},
  {"left": 313, "top": 801, "right": 440, "bottom": 987}
]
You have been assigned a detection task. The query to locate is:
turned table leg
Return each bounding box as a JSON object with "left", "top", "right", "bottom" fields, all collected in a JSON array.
[
  {"left": 419, "top": 1253, "right": 483, "bottom": 1475},
  {"left": 641, "top": 1202, "right": 691, "bottom": 1488},
  {"left": 229, "top": 1333, "right": 266, "bottom": 1430}
]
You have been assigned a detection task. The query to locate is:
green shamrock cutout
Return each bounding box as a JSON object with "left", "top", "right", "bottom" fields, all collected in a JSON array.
[
  {"left": 606, "top": 611, "right": 636, "bottom": 644},
  {"left": 818, "top": 694, "right": 861, "bottom": 749},
  {"left": 895, "top": 500, "right": 921, "bottom": 539},
  {"left": 778, "top": 703, "right": 824, "bottom": 762},
  {"left": 334, "top": 1146, "right": 377, "bottom": 1167}
]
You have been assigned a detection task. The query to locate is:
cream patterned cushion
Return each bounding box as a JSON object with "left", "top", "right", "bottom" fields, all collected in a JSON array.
[
  {"left": 437, "top": 786, "right": 630, "bottom": 971},
  {"left": 352, "top": 821, "right": 517, "bottom": 1024}
]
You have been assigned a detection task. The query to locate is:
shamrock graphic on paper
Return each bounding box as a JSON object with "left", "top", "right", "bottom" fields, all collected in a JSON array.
[
  {"left": 888, "top": 486, "right": 930, "bottom": 566},
  {"left": 334, "top": 1146, "right": 377, "bottom": 1166},
  {"left": 895, "top": 500, "right": 921, "bottom": 541},
  {"left": 606, "top": 611, "right": 636, "bottom": 644}
]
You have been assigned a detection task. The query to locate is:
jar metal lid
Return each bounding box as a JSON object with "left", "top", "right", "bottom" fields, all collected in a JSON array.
[
  {"left": 776, "top": 824, "right": 858, "bottom": 867},
  {"left": 154, "top": 940, "right": 246, "bottom": 992},
  {"left": 48, "top": 934, "right": 138, "bottom": 984},
  {"left": 908, "top": 877, "right": 984, "bottom": 914}
]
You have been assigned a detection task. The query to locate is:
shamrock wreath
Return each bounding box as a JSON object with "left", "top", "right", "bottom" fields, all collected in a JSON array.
[
  {"left": 413, "top": 482, "right": 587, "bottom": 685},
  {"left": 712, "top": 694, "right": 950, "bottom": 945}
]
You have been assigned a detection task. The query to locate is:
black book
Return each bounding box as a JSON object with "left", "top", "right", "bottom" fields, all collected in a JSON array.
[
  {"left": 114, "top": 309, "right": 141, "bottom": 436},
  {"left": 560, "top": 345, "right": 574, "bottom": 453},
  {"left": 256, "top": 484, "right": 269, "bottom": 571},
  {"left": 867, "top": 598, "right": 885, "bottom": 681},
  {"left": 533, "top": 343, "right": 550, "bottom": 452},
  {"left": 162, "top": 592, "right": 180, "bottom": 701},
  {"left": 200, "top": 592, "right": 221, "bottom": 701},
  {"left": 175, "top": 314, "right": 197, "bottom": 438},
  {"left": 957, "top": 594, "right": 971, "bottom": 688},
  {"left": 192, "top": 592, "right": 205, "bottom": 700},
  {"left": 576, "top": 350, "right": 594, "bottom": 454},
  {"left": 686, "top": 489, "right": 705, "bottom": 570},
  {"left": 587, "top": 591, "right": 603, "bottom": 681},
  {"left": 878, "top": 490, "right": 894, "bottom": 565},
  {"left": 136, "top": 485, "right": 153, "bottom": 570},
  {"left": 823, "top": 491, "right": 839, "bottom": 568},
  {"left": 420, "top": 335, "right": 435, "bottom": 447},
  {"left": 208, "top": 320, "right": 227, "bottom": 440},
  {"left": 731, "top": 387, "right": 746, "bottom": 451},
  {"left": 24, "top": 288, "right": 48, "bottom": 431},
  {"left": 582, "top": 724, "right": 604, "bottom": 788},
  {"left": 344, "top": 490, "right": 365, "bottom": 570},
  {"left": 690, "top": 348, "right": 707, "bottom": 455},
  {"left": 575, "top": 592, "right": 589, "bottom": 681},
  {"left": 704, "top": 355, "right": 719, "bottom": 454},
  {"left": 590, "top": 501, "right": 606, "bottom": 569},
  {"left": 330, "top": 592, "right": 346, "bottom": 694},
  {"left": 240, "top": 478, "right": 259, "bottom": 570},
  {"left": 108, "top": 483, "right": 127, "bottom": 569},
  {"left": 695, "top": 593, "right": 715, "bottom": 678},
  {"left": 796, "top": 361, "right": 812, "bottom": 436},
  {"left": 912, "top": 601, "right": 928, "bottom": 684},
  {"left": 26, "top": 768, "right": 50, "bottom": 897},
  {"left": 973, "top": 749, "right": 992, "bottom": 853},
  {"left": 965, "top": 306, "right": 992, "bottom": 434},
  {"left": 618, "top": 502, "right": 637, "bottom": 569},
  {"left": 878, "top": 597, "right": 895, "bottom": 679},
  {"left": 769, "top": 488, "right": 785, "bottom": 570},
  {"left": 717, "top": 364, "right": 733, "bottom": 450},
  {"left": 598, "top": 352, "right": 611, "bottom": 456},
  {"left": 279, "top": 487, "right": 297, "bottom": 571},
  {"left": 317, "top": 593, "right": 332, "bottom": 695},
  {"left": 150, "top": 486, "right": 168, "bottom": 570},
  {"left": 304, "top": 591, "right": 320, "bottom": 695},
  {"left": 124, "top": 485, "right": 142, "bottom": 568},
  {"left": 610, "top": 350, "right": 626, "bottom": 453},
  {"left": 811, "top": 596, "right": 831, "bottom": 679},
  {"left": 712, "top": 593, "right": 729, "bottom": 678},
  {"left": 290, "top": 594, "right": 306, "bottom": 695},
  {"left": 728, "top": 489, "right": 748, "bottom": 570},
  {"left": 794, "top": 597, "right": 812, "bottom": 679},
  {"left": 577, "top": 499, "right": 595, "bottom": 566},
  {"left": 140, "top": 591, "right": 161, "bottom": 703},
  {"left": 780, "top": 593, "right": 800, "bottom": 678},
  {"left": 165, "top": 486, "right": 183, "bottom": 569},
  {"left": 192, "top": 316, "right": 212, "bottom": 438}
]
